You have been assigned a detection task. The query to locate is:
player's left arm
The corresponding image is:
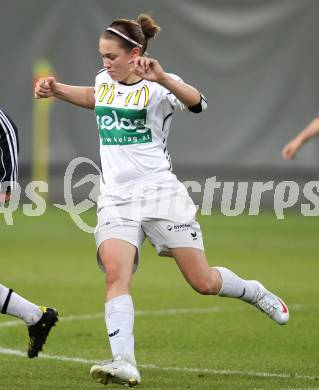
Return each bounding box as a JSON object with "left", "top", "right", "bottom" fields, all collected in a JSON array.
[{"left": 129, "top": 56, "right": 207, "bottom": 111}]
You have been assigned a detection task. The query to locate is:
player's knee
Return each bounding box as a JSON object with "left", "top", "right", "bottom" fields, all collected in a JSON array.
[
  {"left": 106, "top": 271, "right": 120, "bottom": 288},
  {"left": 193, "top": 279, "right": 217, "bottom": 295},
  {"left": 99, "top": 257, "right": 119, "bottom": 284},
  {"left": 102, "top": 261, "right": 130, "bottom": 291},
  {"left": 105, "top": 264, "right": 123, "bottom": 286}
]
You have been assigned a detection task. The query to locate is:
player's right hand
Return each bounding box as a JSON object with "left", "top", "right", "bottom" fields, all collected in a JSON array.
[
  {"left": 34, "top": 77, "right": 57, "bottom": 99},
  {"left": 281, "top": 138, "right": 302, "bottom": 160}
]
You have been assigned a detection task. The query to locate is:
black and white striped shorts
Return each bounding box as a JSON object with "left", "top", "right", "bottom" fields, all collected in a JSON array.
[{"left": 0, "top": 109, "right": 19, "bottom": 193}]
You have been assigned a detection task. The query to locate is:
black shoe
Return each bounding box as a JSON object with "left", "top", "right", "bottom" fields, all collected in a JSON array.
[{"left": 27, "top": 307, "right": 59, "bottom": 358}]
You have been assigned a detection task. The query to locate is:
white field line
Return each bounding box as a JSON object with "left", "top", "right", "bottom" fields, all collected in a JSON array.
[
  {"left": 0, "top": 347, "right": 318, "bottom": 382},
  {"left": 0, "top": 303, "right": 318, "bottom": 329},
  {"left": 0, "top": 306, "right": 241, "bottom": 328}
]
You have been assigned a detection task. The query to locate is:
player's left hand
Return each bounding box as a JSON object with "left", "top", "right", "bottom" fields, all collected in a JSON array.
[
  {"left": 129, "top": 56, "right": 166, "bottom": 82},
  {"left": 281, "top": 138, "right": 302, "bottom": 160}
]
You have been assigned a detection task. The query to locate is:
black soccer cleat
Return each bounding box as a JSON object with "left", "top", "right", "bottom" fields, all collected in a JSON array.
[{"left": 27, "top": 306, "right": 59, "bottom": 358}]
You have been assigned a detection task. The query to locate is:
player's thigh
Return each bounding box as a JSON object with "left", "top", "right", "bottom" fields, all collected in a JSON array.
[
  {"left": 171, "top": 247, "right": 218, "bottom": 294},
  {"left": 95, "top": 207, "right": 145, "bottom": 275},
  {"left": 143, "top": 219, "right": 217, "bottom": 294}
]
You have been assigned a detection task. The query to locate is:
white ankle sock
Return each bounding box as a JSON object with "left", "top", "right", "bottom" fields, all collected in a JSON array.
[
  {"left": 0, "top": 284, "right": 42, "bottom": 325},
  {"left": 214, "top": 267, "right": 260, "bottom": 303},
  {"left": 105, "top": 294, "right": 136, "bottom": 366}
]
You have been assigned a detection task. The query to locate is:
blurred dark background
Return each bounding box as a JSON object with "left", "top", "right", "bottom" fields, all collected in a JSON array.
[{"left": 1, "top": 0, "right": 319, "bottom": 202}]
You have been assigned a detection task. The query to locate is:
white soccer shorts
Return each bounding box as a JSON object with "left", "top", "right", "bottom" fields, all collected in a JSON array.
[{"left": 94, "top": 172, "right": 204, "bottom": 272}]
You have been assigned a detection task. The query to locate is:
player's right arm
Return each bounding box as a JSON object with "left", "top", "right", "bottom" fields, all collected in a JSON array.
[
  {"left": 281, "top": 116, "right": 319, "bottom": 160},
  {"left": 34, "top": 77, "right": 95, "bottom": 109}
]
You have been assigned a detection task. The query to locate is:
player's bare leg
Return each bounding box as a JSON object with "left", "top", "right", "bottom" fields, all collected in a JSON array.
[
  {"left": 171, "top": 247, "right": 289, "bottom": 325},
  {"left": 90, "top": 239, "right": 141, "bottom": 387}
]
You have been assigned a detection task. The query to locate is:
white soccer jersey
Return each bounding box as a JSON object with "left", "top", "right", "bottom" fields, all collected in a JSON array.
[{"left": 94, "top": 69, "right": 206, "bottom": 193}]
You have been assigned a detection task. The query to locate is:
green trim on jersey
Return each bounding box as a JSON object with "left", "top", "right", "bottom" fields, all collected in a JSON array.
[{"left": 95, "top": 106, "right": 152, "bottom": 146}]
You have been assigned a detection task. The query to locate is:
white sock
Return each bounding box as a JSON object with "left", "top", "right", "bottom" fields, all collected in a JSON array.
[
  {"left": 105, "top": 294, "right": 136, "bottom": 366},
  {"left": 214, "top": 267, "right": 260, "bottom": 303},
  {"left": 0, "top": 284, "right": 42, "bottom": 326}
]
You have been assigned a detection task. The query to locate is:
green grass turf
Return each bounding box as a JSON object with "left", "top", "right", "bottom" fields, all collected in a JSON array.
[{"left": 0, "top": 208, "right": 318, "bottom": 389}]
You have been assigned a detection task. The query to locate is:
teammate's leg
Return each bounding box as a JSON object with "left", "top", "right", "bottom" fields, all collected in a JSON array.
[
  {"left": 90, "top": 239, "right": 141, "bottom": 387},
  {"left": 171, "top": 248, "right": 289, "bottom": 325}
]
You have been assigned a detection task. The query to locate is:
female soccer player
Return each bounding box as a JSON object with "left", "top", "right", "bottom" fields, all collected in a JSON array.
[
  {"left": 282, "top": 114, "right": 319, "bottom": 159},
  {"left": 0, "top": 108, "right": 58, "bottom": 358},
  {"left": 34, "top": 14, "right": 289, "bottom": 387}
]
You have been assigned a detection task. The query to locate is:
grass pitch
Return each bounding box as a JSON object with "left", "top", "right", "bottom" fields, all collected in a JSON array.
[{"left": 0, "top": 208, "right": 318, "bottom": 389}]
